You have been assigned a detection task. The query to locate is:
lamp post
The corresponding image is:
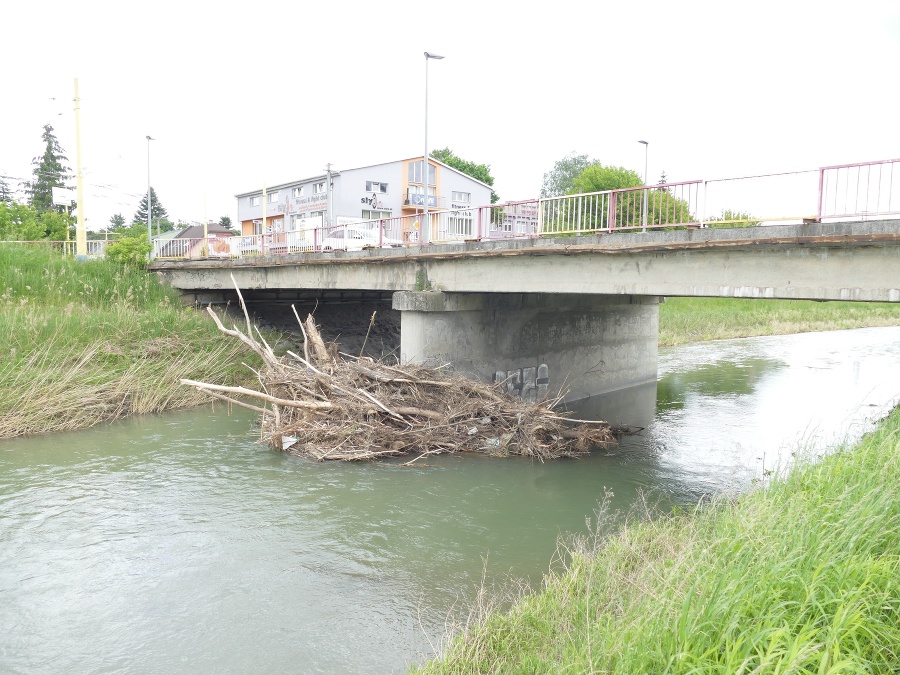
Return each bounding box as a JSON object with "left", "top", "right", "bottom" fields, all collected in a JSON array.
[
  {"left": 422, "top": 51, "right": 444, "bottom": 245},
  {"left": 146, "top": 135, "right": 155, "bottom": 248},
  {"left": 638, "top": 140, "right": 649, "bottom": 230}
]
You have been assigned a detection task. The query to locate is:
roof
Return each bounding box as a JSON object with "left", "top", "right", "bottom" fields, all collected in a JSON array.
[
  {"left": 173, "top": 223, "right": 235, "bottom": 239},
  {"left": 234, "top": 156, "right": 494, "bottom": 197}
]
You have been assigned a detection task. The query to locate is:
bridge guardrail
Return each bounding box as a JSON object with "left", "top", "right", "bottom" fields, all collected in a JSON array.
[
  {"left": 818, "top": 158, "right": 900, "bottom": 221},
  {"left": 146, "top": 157, "right": 900, "bottom": 261}
]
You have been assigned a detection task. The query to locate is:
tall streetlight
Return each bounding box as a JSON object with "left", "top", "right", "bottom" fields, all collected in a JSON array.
[
  {"left": 638, "top": 140, "right": 649, "bottom": 230},
  {"left": 146, "top": 135, "right": 155, "bottom": 247},
  {"left": 422, "top": 51, "right": 444, "bottom": 245}
]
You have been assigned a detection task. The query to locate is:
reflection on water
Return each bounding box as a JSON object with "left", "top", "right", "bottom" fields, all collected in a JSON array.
[{"left": 1, "top": 327, "right": 898, "bottom": 674}]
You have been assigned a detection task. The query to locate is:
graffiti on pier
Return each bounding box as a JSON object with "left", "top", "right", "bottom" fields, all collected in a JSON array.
[{"left": 493, "top": 364, "right": 550, "bottom": 402}]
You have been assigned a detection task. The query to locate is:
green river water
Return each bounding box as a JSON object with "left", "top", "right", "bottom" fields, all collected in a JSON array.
[{"left": 2, "top": 327, "right": 899, "bottom": 674}]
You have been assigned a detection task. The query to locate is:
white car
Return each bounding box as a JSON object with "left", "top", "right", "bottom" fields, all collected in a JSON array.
[{"left": 319, "top": 228, "right": 404, "bottom": 251}]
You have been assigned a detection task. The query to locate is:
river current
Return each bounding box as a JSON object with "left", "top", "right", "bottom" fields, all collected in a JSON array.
[{"left": 2, "top": 327, "right": 899, "bottom": 673}]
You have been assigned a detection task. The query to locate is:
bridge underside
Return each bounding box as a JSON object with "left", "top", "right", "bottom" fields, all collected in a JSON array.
[{"left": 151, "top": 221, "right": 900, "bottom": 399}]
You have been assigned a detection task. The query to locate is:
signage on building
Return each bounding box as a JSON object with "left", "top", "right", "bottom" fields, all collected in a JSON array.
[
  {"left": 292, "top": 194, "right": 328, "bottom": 214},
  {"left": 360, "top": 193, "right": 393, "bottom": 211},
  {"left": 407, "top": 193, "right": 436, "bottom": 207}
]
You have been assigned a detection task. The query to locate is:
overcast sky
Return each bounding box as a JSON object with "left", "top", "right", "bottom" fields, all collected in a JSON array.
[{"left": 2, "top": 0, "right": 898, "bottom": 230}]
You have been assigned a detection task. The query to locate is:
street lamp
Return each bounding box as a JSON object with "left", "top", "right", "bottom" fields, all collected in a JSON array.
[
  {"left": 638, "top": 140, "right": 649, "bottom": 230},
  {"left": 422, "top": 51, "right": 444, "bottom": 245},
  {"left": 146, "top": 135, "right": 155, "bottom": 246}
]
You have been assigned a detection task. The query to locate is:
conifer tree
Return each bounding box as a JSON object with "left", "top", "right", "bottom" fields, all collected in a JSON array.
[
  {"left": 0, "top": 177, "right": 14, "bottom": 204},
  {"left": 25, "top": 124, "right": 72, "bottom": 213},
  {"left": 133, "top": 187, "right": 168, "bottom": 225}
]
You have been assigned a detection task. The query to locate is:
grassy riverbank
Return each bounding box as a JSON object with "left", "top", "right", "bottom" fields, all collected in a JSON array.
[
  {"left": 659, "top": 296, "right": 900, "bottom": 346},
  {"left": 0, "top": 245, "right": 254, "bottom": 437},
  {"left": 415, "top": 407, "right": 900, "bottom": 673}
]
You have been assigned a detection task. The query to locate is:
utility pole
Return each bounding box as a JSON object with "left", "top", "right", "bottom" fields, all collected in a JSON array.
[
  {"left": 325, "top": 162, "right": 333, "bottom": 228},
  {"left": 74, "top": 78, "right": 86, "bottom": 258}
]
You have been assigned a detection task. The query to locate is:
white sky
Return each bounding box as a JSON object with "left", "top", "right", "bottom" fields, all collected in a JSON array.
[{"left": 1, "top": 0, "right": 898, "bottom": 230}]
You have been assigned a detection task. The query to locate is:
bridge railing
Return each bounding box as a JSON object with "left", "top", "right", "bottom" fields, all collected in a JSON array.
[
  {"left": 701, "top": 169, "right": 820, "bottom": 226},
  {"left": 538, "top": 181, "right": 702, "bottom": 234},
  {"left": 818, "top": 158, "right": 900, "bottom": 221}
]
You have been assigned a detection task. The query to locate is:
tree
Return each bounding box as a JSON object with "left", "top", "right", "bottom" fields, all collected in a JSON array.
[
  {"left": 657, "top": 171, "right": 668, "bottom": 187},
  {"left": 0, "top": 177, "right": 14, "bottom": 204},
  {"left": 430, "top": 147, "right": 499, "bottom": 203},
  {"left": 25, "top": 124, "right": 72, "bottom": 213},
  {"left": 706, "top": 209, "right": 760, "bottom": 228},
  {"left": 571, "top": 164, "right": 643, "bottom": 194},
  {"left": 109, "top": 213, "right": 126, "bottom": 230},
  {"left": 540, "top": 152, "right": 594, "bottom": 198},
  {"left": 218, "top": 215, "right": 232, "bottom": 229},
  {"left": 133, "top": 187, "right": 168, "bottom": 225}
]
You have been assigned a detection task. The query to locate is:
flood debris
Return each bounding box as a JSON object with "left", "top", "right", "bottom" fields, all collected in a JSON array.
[{"left": 182, "top": 279, "right": 620, "bottom": 462}]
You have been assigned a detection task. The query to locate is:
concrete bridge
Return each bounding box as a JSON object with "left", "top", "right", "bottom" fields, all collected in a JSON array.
[{"left": 151, "top": 220, "right": 900, "bottom": 401}]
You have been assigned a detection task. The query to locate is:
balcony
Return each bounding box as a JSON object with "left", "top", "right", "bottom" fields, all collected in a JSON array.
[{"left": 403, "top": 190, "right": 445, "bottom": 209}]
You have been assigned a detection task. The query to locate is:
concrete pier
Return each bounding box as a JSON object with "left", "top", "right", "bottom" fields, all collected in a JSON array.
[{"left": 393, "top": 292, "right": 660, "bottom": 401}]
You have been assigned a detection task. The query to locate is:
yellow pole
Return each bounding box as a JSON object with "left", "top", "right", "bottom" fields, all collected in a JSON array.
[{"left": 73, "top": 78, "right": 87, "bottom": 258}]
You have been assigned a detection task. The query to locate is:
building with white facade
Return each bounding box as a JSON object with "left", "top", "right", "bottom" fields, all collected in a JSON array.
[{"left": 234, "top": 156, "right": 494, "bottom": 242}]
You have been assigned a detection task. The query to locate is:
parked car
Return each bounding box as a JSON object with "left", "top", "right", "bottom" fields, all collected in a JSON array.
[{"left": 319, "top": 228, "right": 404, "bottom": 251}]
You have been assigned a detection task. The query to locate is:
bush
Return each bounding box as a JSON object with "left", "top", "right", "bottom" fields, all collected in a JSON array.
[{"left": 105, "top": 232, "right": 151, "bottom": 267}]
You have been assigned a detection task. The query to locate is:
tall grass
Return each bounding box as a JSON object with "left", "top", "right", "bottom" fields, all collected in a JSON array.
[
  {"left": 659, "top": 297, "right": 900, "bottom": 346},
  {"left": 415, "top": 409, "right": 900, "bottom": 673},
  {"left": 0, "top": 244, "right": 256, "bottom": 436}
]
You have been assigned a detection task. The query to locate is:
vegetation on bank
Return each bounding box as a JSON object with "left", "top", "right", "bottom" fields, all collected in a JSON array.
[
  {"left": 659, "top": 296, "right": 900, "bottom": 346},
  {"left": 415, "top": 407, "right": 900, "bottom": 673},
  {"left": 0, "top": 244, "right": 255, "bottom": 437}
]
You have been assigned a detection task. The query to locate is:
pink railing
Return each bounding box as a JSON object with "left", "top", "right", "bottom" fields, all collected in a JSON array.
[
  {"left": 149, "top": 158, "right": 900, "bottom": 260},
  {"left": 818, "top": 159, "right": 900, "bottom": 221}
]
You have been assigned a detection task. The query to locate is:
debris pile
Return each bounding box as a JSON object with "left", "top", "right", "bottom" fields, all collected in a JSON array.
[{"left": 182, "top": 288, "right": 619, "bottom": 462}]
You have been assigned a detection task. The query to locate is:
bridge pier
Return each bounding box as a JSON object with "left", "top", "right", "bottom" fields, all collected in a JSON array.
[{"left": 393, "top": 292, "right": 660, "bottom": 402}]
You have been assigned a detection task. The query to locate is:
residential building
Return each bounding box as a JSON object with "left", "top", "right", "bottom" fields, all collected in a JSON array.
[{"left": 234, "top": 156, "right": 493, "bottom": 241}]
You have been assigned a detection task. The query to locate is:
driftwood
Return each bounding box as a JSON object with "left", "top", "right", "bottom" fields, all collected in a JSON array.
[{"left": 181, "top": 275, "right": 620, "bottom": 462}]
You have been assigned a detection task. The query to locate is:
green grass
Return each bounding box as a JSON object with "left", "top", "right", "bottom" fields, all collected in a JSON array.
[
  {"left": 415, "top": 408, "right": 900, "bottom": 673},
  {"left": 0, "top": 244, "right": 256, "bottom": 436},
  {"left": 659, "top": 297, "right": 900, "bottom": 346}
]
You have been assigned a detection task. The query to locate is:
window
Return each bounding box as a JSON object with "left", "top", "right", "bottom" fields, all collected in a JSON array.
[
  {"left": 249, "top": 196, "right": 261, "bottom": 207},
  {"left": 365, "top": 181, "right": 388, "bottom": 194},
  {"left": 267, "top": 218, "right": 284, "bottom": 233},
  {"left": 362, "top": 210, "right": 391, "bottom": 220},
  {"left": 292, "top": 187, "right": 304, "bottom": 198},
  {"left": 314, "top": 182, "right": 326, "bottom": 194},
  {"left": 267, "top": 191, "right": 279, "bottom": 203},
  {"left": 407, "top": 161, "right": 436, "bottom": 185},
  {"left": 452, "top": 191, "right": 470, "bottom": 203},
  {"left": 449, "top": 215, "right": 473, "bottom": 237},
  {"left": 252, "top": 219, "right": 263, "bottom": 234},
  {"left": 309, "top": 210, "right": 326, "bottom": 218}
]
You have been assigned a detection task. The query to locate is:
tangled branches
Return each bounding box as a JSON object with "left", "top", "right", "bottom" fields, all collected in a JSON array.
[{"left": 182, "top": 280, "right": 619, "bottom": 462}]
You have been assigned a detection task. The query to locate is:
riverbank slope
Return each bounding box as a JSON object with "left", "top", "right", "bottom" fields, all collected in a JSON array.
[
  {"left": 0, "top": 245, "right": 256, "bottom": 437},
  {"left": 414, "top": 406, "right": 900, "bottom": 673}
]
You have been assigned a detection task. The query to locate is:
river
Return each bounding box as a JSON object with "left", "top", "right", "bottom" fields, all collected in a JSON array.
[{"left": 2, "top": 327, "right": 899, "bottom": 674}]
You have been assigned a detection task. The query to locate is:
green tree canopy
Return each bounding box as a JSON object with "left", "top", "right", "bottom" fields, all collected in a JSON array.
[
  {"left": 571, "top": 164, "right": 644, "bottom": 194},
  {"left": 25, "top": 124, "right": 72, "bottom": 213},
  {"left": 540, "top": 152, "right": 594, "bottom": 198},
  {"left": 218, "top": 215, "right": 232, "bottom": 228},
  {"left": 133, "top": 187, "right": 168, "bottom": 225},
  {"left": 109, "top": 213, "right": 126, "bottom": 230},
  {"left": 430, "top": 147, "right": 499, "bottom": 203}
]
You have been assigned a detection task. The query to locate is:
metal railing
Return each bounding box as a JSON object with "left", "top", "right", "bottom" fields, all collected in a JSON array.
[
  {"left": 818, "top": 158, "right": 900, "bottom": 221},
  {"left": 147, "top": 157, "right": 900, "bottom": 261},
  {"left": 1, "top": 240, "right": 109, "bottom": 257},
  {"left": 540, "top": 181, "right": 702, "bottom": 234}
]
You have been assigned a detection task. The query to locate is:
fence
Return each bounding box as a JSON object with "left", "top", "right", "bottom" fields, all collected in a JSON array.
[
  {"left": 818, "top": 158, "right": 900, "bottom": 221},
  {"left": 147, "top": 157, "right": 900, "bottom": 261}
]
